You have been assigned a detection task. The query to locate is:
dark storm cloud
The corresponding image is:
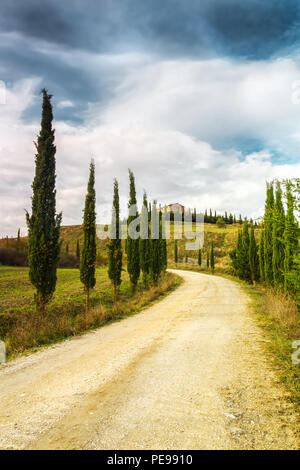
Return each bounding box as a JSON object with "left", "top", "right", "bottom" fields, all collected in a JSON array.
[
  {"left": 0, "top": 0, "right": 299, "bottom": 56},
  {"left": 0, "top": 0, "right": 299, "bottom": 122},
  {"left": 0, "top": 0, "right": 299, "bottom": 120}
]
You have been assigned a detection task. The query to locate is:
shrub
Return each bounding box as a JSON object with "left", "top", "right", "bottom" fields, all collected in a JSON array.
[
  {"left": 0, "top": 248, "right": 28, "bottom": 266},
  {"left": 58, "top": 253, "right": 80, "bottom": 268}
]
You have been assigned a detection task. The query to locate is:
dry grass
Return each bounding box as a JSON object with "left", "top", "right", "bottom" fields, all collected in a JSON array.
[
  {"left": 260, "top": 287, "right": 300, "bottom": 339},
  {"left": 3, "top": 271, "right": 181, "bottom": 358}
]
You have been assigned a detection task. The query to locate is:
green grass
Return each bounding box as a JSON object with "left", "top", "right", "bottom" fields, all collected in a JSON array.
[{"left": 0, "top": 266, "right": 182, "bottom": 358}]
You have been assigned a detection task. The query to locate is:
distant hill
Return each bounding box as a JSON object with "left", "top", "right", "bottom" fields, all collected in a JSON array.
[{"left": 1, "top": 222, "right": 261, "bottom": 273}]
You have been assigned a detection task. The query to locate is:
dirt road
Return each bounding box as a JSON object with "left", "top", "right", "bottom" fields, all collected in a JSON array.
[{"left": 0, "top": 270, "right": 298, "bottom": 450}]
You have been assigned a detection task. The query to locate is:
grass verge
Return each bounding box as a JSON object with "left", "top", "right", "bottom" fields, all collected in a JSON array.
[
  {"left": 244, "top": 284, "right": 300, "bottom": 410},
  {"left": 0, "top": 267, "right": 182, "bottom": 360},
  {"left": 172, "top": 266, "right": 300, "bottom": 411}
]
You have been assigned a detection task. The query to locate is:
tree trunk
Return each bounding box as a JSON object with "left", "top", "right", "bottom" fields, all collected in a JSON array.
[{"left": 86, "top": 288, "right": 90, "bottom": 314}]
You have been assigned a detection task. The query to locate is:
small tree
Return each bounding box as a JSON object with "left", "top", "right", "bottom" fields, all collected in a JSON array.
[
  {"left": 80, "top": 160, "right": 96, "bottom": 313},
  {"left": 174, "top": 239, "right": 178, "bottom": 264},
  {"left": 216, "top": 217, "right": 226, "bottom": 228},
  {"left": 283, "top": 181, "right": 298, "bottom": 292},
  {"left": 272, "top": 181, "right": 285, "bottom": 285},
  {"left": 249, "top": 223, "right": 259, "bottom": 284},
  {"left": 108, "top": 179, "right": 123, "bottom": 301},
  {"left": 259, "top": 228, "right": 265, "bottom": 282},
  {"left": 210, "top": 241, "right": 215, "bottom": 273},
  {"left": 264, "top": 182, "right": 274, "bottom": 283},
  {"left": 198, "top": 248, "right": 201, "bottom": 266},
  {"left": 16, "top": 228, "right": 21, "bottom": 251},
  {"left": 160, "top": 210, "right": 167, "bottom": 274},
  {"left": 76, "top": 239, "right": 80, "bottom": 259},
  {"left": 150, "top": 201, "right": 161, "bottom": 283},
  {"left": 206, "top": 247, "right": 210, "bottom": 268},
  {"left": 26, "top": 89, "right": 62, "bottom": 313}
]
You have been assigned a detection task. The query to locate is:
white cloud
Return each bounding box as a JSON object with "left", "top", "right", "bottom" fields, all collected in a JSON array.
[
  {"left": 1, "top": 56, "right": 300, "bottom": 237},
  {"left": 57, "top": 100, "right": 74, "bottom": 109}
]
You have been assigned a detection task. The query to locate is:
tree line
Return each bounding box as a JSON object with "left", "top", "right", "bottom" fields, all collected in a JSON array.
[
  {"left": 230, "top": 180, "right": 299, "bottom": 300},
  {"left": 26, "top": 90, "right": 167, "bottom": 314}
]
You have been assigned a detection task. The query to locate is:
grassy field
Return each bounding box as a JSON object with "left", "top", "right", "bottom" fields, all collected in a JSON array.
[
  {"left": 0, "top": 266, "right": 181, "bottom": 358},
  {"left": 1, "top": 222, "right": 260, "bottom": 273}
]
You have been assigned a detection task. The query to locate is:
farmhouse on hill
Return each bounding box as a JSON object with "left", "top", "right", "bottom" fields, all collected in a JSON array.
[{"left": 161, "top": 203, "right": 185, "bottom": 214}]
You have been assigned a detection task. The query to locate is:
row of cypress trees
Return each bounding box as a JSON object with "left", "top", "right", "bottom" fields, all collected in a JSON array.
[
  {"left": 26, "top": 90, "right": 167, "bottom": 314},
  {"left": 231, "top": 180, "right": 299, "bottom": 294},
  {"left": 230, "top": 219, "right": 259, "bottom": 283},
  {"left": 108, "top": 170, "right": 167, "bottom": 299},
  {"left": 259, "top": 180, "right": 299, "bottom": 294}
]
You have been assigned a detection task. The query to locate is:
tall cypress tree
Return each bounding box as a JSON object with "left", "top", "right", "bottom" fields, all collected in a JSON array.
[
  {"left": 26, "top": 89, "right": 62, "bottom": 313},
  {"left": 210, "top": 241, "right": 215, "bottom": 273},
  {"left": 264, "top": 182, "right": 274, "bottom": 283},
  {"left": 150, "top": 201, "right": 161, "bottom": 283},
  {"left": 160, "top": 210, "right": 167, "bottom": 272},
  {"left": 198, "top": 248, "right": 201, "bottom": 266},
  {"left": 259, "top": 228, "right": 265, "bottom": 282},
  {"left": 139, "top": 192, "right": 151, "bottom": 286},
  {"left": 236, "top": 230, "right": 243, "bottom": 278},
  {"left": 236, "top": 222, "right": 251, "bottom": 281},
  {"left": 249, "top": 223, "right": 259, "bottom": 284},
  {"left": 108, "top": 179, "right": 123, "bottom": 301},
  {"left": 283, "top": 181, "right": 298, "bottom": 292},
  {"left": 127, "top": 170, "right": 140, "bottom": 292},
  {"left": 272, "top": 181, "right": 285, "bottom": 285},
  {"left": 80, "top": 160, "right": 96, "bottom": 313},
  {"left": 241, "top": 219, "right": 251, "bottom": 281},
  {"left": 206, "top": 247, "right": 210, "bottom": 268}
]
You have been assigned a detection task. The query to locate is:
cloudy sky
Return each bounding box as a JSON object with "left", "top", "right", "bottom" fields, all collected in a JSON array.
[{"left": 1, "top": 0, "right": 300, "bottom": 236}]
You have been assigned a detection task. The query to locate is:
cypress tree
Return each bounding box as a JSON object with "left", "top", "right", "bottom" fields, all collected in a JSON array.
[
  {"left": 236, "top": 223, "right": 251, "bottom": 281},
  {"left": 127, "top": 170, "right": 140, "bottom": 292},
  {"left": 229, "top": 247, "right": 238, "bottom": 274},
  {"left": 26, "top": 89, "right": 62, "bottom": 313},
  {"left": 241, "top": 220, "right": 251, "bottom": 281},
  {"left": 76, "top": 239, "right": 80, "bottom": 259},
  {"left": 140, "top": 192, "right": 151, "bottom": 286},
  {"left": 16, "top": 228, "right": 21, "bottom": 251},
  {"left": 80, "top": 160, "right": 96, "bottom": 313},
  {"left": 249, "top": 223, "right": 259, "bottom": 284},
  {"left": 272, "top": 181, "right": 285, "bottom": 285},
  {"left": 174, "top": 239, "right": 178, "bottom": 264},
  {"left": 150, "top": 201, "right": 161, "bottom": 283},
  {"left": 210, "top": 241, "right": 215, "bottom": 273},
  {"left": 198, "top": 248, "right": 201, "bottom": 266},
  {"left": 108, "top": 179, "right": 123, "bottom": 301},
  {"left": 264, "top": 182, "right": 274, "bottom": 283},
  {"left": 206, "top": 248, "right": 210, "bottom": 268},
  {"left": 283, "top": 181, "right": 299, "bottom": 292},
  {"left": 161, "top": 211, "right": 167, "bottom": 272},
  {"left": 259, "top": 228, "right": 265, "bottom": 282},
  {"left": 236, "top": 230, "right": 243, "bottom": 278}
]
